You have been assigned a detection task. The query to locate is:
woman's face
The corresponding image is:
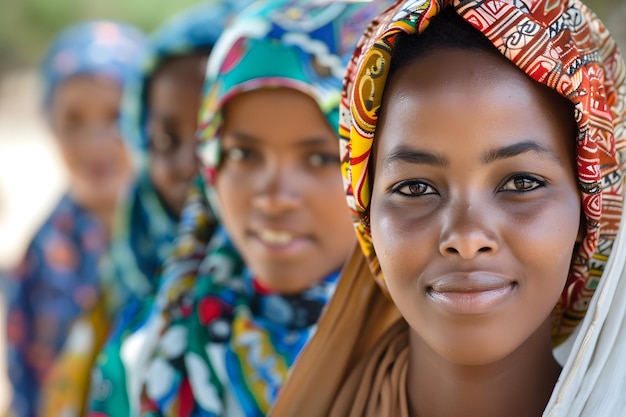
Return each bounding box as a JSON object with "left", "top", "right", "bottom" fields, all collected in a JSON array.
[
  {"left": 215, "top": 88, "right": 355, "bottom": 294},
  {"left": 50, "top": 75, "right": 131, "bottom": 210},
  {"left": 147, "top": 55, "right": 206, "bottom": 217},
  {"left": 370, "top": 48, "right": 581, "bottom": 365}
]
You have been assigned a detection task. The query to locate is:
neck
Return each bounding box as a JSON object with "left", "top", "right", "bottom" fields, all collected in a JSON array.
[
  {"left": 408, "top": 318, "right": 561, "bottom": 417},
  {"left": 69, "top": 189, "right": 117, "bottom": 240}
]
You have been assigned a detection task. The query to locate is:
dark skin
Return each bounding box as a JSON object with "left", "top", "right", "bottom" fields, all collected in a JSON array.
[
  {"left": 147, "top": 54, "right": 207, "bottom": 217},
  {"left": 371, "top": 48, "right": 580, "bottom": 416}
]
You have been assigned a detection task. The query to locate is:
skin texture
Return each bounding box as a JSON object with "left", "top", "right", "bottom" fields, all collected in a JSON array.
[
  {"left": 49, "top": 74, "right": 131, "bottom": 232},
  {"left": 370, "top": 48, "right": 580, "bottom": 417},
  {"left": 215, "top": 87, "right": 356, "bottom": 294},
  {"left": 147, "top": 54, "right": 206, "bottom": 217}
]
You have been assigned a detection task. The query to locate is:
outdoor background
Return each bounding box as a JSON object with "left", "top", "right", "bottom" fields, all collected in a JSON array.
[{"left": 0, "top": 0, "right": 625, "bottom": 413}]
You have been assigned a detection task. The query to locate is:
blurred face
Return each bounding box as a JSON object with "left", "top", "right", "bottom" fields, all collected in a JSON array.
[
  {"left": 49, "top": 75, "right": 131, "bottom": 210},
  {"left": 370, "top": 48, "right": 580, "bottom": 365},
  {"left": 215, "top": 88, "right": 355, "bottom": 294},
  {"left": 147, "top": 55, "right": 206, "bottom": 216}
]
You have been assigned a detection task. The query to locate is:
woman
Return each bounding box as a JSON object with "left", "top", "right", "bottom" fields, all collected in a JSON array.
[
  {"left": 270, "top": 1, "right": 626, "bottom": 416},
  {"left": 88, "top": 3, "right": 252, "bottom": 416},
  {"left": 101, "top": 1, "right": 246, "bottom": 314},
  {"left": 136, "top": 1, "right": 392, "bottom": 416},
  {"left": 4, "top": 20, "right": 147, "bottom": 417}
]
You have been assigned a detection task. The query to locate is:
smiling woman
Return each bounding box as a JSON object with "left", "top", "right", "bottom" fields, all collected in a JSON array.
[
  {"left": 217, "top": 87, "right": 354, "bottom": 294},
  {"left": 270, "top": 1, "right": 626, "bottom": 416}
]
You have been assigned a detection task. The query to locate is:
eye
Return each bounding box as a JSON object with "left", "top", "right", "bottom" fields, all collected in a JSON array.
[
  {"left": 222, "top": 146, "right": 256, "bottom": 162},
  {"left": 308, "top": 152, "right": 340, "bottom": 168},
  {"left": 499, "top": 174, "right": 546, "bottom": 192},
  {"left": 150, "top": 132, "right": 179, "bottom": 154},
  {"left": 391, "top": 180, "right": 438, "bottom": 197}
]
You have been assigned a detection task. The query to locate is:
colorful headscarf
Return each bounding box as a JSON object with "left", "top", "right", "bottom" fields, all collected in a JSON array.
[
  {"left": 197, "top": 0, "right": 393, "bottom": 190},
  {"left": 41, "top": 20, "right": 147, "bottom": 107},
  {"left": 269, "top": 1, "right": 626, "bottom": 416},
  {"left": 102, "top": 1, "right": 246, "bottom": 314},
  {"left": 136, "top": 1, "right": 395, "bottom": 417}
]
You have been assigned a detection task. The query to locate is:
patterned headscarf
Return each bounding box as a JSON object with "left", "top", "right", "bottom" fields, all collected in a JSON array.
[
  {"left": 41, "top": 20, "right": 147, "bottom": 108},
  {"left": 102, "top": 1, "right": 248, "bottom": 314},
  {"left": 137, "top": 2, "right": 396, "bottom": 416},
  {"left": 121, "top": 1, "right": 253, "bottom": 155},
  {"left": 197, "top": 0, "right": 392, "bottom": 193},
  {"left": 340, "top": 0, "right": 626, "bottom": 344}
]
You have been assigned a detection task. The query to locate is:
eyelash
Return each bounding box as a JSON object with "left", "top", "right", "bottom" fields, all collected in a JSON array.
[
  {"left": 390, "top": 174, "right": 547, "bottom": 197},
  {"left": 222, "top": 148, "right": 340, "bottom": 168},
  {"left": 149, "top": 132, "right": 181, "bottom": 153},
  {"left": 498, "top": 174, "right": 547, "bottom": 192},
  {"left": 391, "top": 180, "right": 438, "bottom": 197},
  {"left": 223, "top": 146, "right": 256, "bottom": 162},
  {"left": 308, "top": 153, "right": 340, "bottom": 167}
]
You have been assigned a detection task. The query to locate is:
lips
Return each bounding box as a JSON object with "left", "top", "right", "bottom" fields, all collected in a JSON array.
[
  {"left": 426, "top": 272, "right": 516, "bottom": 315},
  {"left": 258, "top": 229, "right": 296, "bottom": 247}
]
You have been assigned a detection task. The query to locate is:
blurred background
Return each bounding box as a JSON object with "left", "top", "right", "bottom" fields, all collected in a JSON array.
[{"left": 0, "top": 0, "right": 625, "bottom": 412}]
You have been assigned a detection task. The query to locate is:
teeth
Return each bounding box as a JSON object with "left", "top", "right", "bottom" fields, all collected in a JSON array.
[{"left": 259, "top": 230, "right": 294, "bottom": 246}]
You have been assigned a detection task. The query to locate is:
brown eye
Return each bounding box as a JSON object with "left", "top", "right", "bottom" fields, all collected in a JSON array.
[
  {"left": 150, "top": 132, "right": 177, "bottom": 153},
  {"left": 500, "top": 174, "right": 546, "bottom": 192},
  {"left": 392, "top": 180, "right": 437, "bottom": 197},
  {"left": 308, "top": 153, "right": 339, "bottom": 168}
]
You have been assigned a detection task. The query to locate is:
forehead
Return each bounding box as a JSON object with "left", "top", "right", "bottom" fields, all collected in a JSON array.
[
  {"left": 375, "top": 47, "right": 575, "bottom": 162},
  {"left": 51, "top": 75, "right": 121, "bottom": 111},
  {"left": 222, "top": 87, "right": 335, "bottom": 144}
]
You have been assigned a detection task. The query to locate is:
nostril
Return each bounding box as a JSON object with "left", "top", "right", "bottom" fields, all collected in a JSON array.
[
  {"left": 478, "top": 247, "right": 491, "bottom": 252},
  {"left": 446, "top": 247, "right": 459, "bottom": 254}
]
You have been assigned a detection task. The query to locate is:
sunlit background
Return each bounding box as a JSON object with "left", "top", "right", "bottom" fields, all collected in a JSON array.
[{"left": 0, "top": 0, "right": 624, "bottom": 413}]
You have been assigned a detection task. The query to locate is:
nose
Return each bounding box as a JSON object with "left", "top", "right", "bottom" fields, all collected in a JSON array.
[
  {"left": 252, "top": 162, "right": 301, "bottom": 216},
  {"left": 438, "top": 200, "right": 499, "bottom": 259},
  {"left": 85, "top": 122, "right": 120, "bottom": 144},
  {"left": 173, "top": 139, "right": 199, "bottom": 181}
]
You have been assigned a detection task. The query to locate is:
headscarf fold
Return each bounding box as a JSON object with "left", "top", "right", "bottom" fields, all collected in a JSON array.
[
  {"left": 270, "top": 0, "right": 626, "bottom": 416},
  {"left": 136, "top": 1, "right": 395, "bottom": 416}
]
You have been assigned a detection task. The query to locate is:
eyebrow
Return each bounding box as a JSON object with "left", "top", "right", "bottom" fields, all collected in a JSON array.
[
  {"left": 383, "top": 146, "right": 449, "bottom": 172},
  {"left": 383, "top": 140, "right": 563, "bottom": 172},
  {"left": 480, "top": 140, "right": 563, "bottom": 166},
  {"left": 226, "top": 131, "right": 333, "bottom": 148}
]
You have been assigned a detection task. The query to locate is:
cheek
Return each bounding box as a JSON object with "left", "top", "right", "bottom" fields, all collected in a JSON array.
[
  {"left": 507, "top": 196, "right": 580, "bottom": 271},
  {"left": 215, "top": 171, "right": 250, "bottom": 231},
  {"left": 370, "top": 200, "right": 435, "bottom": 280},
  {"left": 149, "top": 157, "right": 174, "bottom": 192},
  {"left": 310, "top": 177, "right": 355, "bottom": 246},
  {"left": 56, "top": 143, "right": 86, "bottom": 172}
]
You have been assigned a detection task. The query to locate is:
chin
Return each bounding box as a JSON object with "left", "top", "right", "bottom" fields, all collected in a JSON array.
[
  {"left": 254, "top": 269, "right": 311, "bottom": 294},
  {"left": 412, "top": 321, "right": 532, "bottom": 367}
]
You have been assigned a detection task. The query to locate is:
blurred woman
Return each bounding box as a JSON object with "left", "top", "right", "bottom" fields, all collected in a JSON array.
[
  {"left": 4, "top": 20, "right": 147, "bottom": 417},
  {"left": 100, "top": 1, "right": 246, "bottom": 320},
  {"left": 88, "top": 3, "right": 252, "bottom": 416}
]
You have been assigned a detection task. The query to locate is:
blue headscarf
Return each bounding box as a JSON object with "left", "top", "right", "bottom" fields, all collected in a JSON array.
[
  {"left": 122, "top": 0, "right": 254, "bottom": 155},
  {"left": 41, "top": 20, "right": 147, "bottom": 107}
]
